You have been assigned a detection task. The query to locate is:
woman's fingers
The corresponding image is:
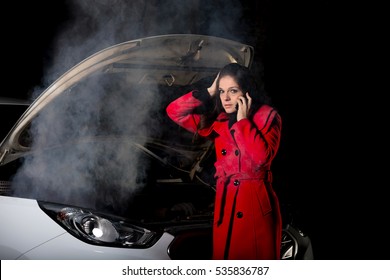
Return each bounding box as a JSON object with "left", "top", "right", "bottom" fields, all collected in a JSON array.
[{"left": 208, "top": 72, "right": 220, "bottom": 96}]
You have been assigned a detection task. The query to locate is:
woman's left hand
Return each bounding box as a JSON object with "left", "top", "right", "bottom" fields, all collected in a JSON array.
[{"left": 237, "top": 92, "right": 252, "bottom": 121}]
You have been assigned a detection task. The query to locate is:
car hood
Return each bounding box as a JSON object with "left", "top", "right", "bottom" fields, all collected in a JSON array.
[{"left": 0, "top": 34, "right": 253, "bottom": 166}]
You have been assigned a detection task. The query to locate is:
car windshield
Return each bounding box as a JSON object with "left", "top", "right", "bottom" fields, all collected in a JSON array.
[{"left": 8, "top": 68, "right": 216, "bottom": 224}]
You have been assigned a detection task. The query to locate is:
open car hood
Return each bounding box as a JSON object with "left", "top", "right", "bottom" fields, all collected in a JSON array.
[{"left": 0, "top": 34, "right": 254, "bottom": 166}]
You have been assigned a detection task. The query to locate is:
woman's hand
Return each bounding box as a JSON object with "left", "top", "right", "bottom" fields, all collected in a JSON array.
[
  {"left": 207, "top": 72, "right": 220, "bottom": 97},
  {"left": 237, "top": 92, "right": 252, "bottom": 121}
]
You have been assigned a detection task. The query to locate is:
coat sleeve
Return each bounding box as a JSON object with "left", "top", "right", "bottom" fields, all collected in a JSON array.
[
  {"left": 166, "top": 91, "right": 204, "bottom": 134},
  {"left": 232, "top": 106, "right": 282, "bottom": 166}
]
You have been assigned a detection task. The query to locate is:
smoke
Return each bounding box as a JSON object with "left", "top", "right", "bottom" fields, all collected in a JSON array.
[
  {"left": 11, "top": 0, "right": 252, "bottom": 214},
  {"left": 37, "top": 0, "right": 250, "bottom": 89},
  {"left": 12, "top": 68, "right": 165, "bottom": 214}
]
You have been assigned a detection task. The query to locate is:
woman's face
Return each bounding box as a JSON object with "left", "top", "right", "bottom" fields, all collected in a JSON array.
[{"left": 218, "top": 75, "right": 244, "bottom": 113}]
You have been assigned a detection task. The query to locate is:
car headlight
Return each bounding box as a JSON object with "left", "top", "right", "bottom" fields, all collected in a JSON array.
[{"left": 39, "top": 202, "right": 160, "bottom": 248}]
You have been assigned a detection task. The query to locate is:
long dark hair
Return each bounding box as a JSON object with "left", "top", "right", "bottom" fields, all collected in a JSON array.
[{"left": 198, "top": 63, "right": 271, "bottom": 131}]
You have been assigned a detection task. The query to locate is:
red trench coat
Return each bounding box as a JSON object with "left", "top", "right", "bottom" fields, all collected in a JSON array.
[{"left": 166, "top": 91, "right": 282, "bottom": 259}]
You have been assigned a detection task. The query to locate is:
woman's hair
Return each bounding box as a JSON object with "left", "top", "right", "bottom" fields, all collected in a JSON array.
[{"left": 198, "top": 63, "right": 271, "bottom": 131}]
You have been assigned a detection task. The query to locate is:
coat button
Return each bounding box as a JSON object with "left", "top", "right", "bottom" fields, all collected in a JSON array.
[
  {"left": 235, "top": 150, "right": 239, "bottom": 156},
  {"left": 236, "top": 212, "right": 243, "bottom": 218},
  {"left": 221, "top": 149, "right": 227, "bottom": 156},
  {"left": 233, "top": 179, "right": 240, "bottom": 186}
]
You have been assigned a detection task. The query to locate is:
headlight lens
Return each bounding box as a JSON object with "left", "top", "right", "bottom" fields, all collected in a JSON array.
[{"left": 39, "top": 202, "right": 159, "bottom": 248}]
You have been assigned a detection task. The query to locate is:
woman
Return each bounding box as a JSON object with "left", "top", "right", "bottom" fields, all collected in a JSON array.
[{"left": 166, "top": 63, "right": 282, "bottom": 259}]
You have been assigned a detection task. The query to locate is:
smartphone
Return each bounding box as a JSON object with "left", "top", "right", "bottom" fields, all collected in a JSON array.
[{"left": 236, "top": 96, "right": 248, "bottom": 110}]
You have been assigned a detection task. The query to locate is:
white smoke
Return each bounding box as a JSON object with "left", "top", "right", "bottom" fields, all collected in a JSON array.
[
  {"left": 12, "top": 66, "right": 164, "bottom": 214},
  {"left": 37, "top": 0, "right": 249, "bottom": 89}
]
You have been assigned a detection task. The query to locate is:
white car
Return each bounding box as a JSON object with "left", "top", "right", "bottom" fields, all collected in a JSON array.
[{"left": 0, "top": 34, "right": 312, "bottom": 260}]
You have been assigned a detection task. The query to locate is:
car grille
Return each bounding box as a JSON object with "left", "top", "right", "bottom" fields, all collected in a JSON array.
[{"left": 0, "top": 181, "right": 11, "bottom": 195}]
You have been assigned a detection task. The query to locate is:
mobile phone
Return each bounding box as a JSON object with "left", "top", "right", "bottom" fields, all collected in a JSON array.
[{"left": 236, "top": 96, "right": 248, "bottom": 110}]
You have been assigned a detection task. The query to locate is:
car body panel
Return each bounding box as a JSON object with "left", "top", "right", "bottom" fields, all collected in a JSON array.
[
  {"left": 0, "top": 196, "right": 66, "bottom": 259},
  {"left": 18, "top": 232, "right": 174, "bottom": 260}
]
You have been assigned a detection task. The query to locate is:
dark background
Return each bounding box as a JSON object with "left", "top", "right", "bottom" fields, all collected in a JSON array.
[{"left": 1, "top": 1, "right": 384, "bottom": 259}]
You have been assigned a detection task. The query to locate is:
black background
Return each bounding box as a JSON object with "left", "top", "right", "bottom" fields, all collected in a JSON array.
[{"left": 1, "top": 1, "right": 385, "bottom": 260}]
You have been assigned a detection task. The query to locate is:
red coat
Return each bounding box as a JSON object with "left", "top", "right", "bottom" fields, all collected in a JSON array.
[{"left": 166, "top": 91, "right": 282, "bottom": 259}]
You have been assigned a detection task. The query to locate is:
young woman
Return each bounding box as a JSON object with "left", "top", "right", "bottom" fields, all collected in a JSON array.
[{"left": 166, "top": 63, "right": 282, "bottom": 259}]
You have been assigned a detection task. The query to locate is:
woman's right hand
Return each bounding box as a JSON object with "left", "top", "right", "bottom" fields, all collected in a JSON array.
[{"left": 207, "top": 72, "right": 219, "bottom": 97}]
